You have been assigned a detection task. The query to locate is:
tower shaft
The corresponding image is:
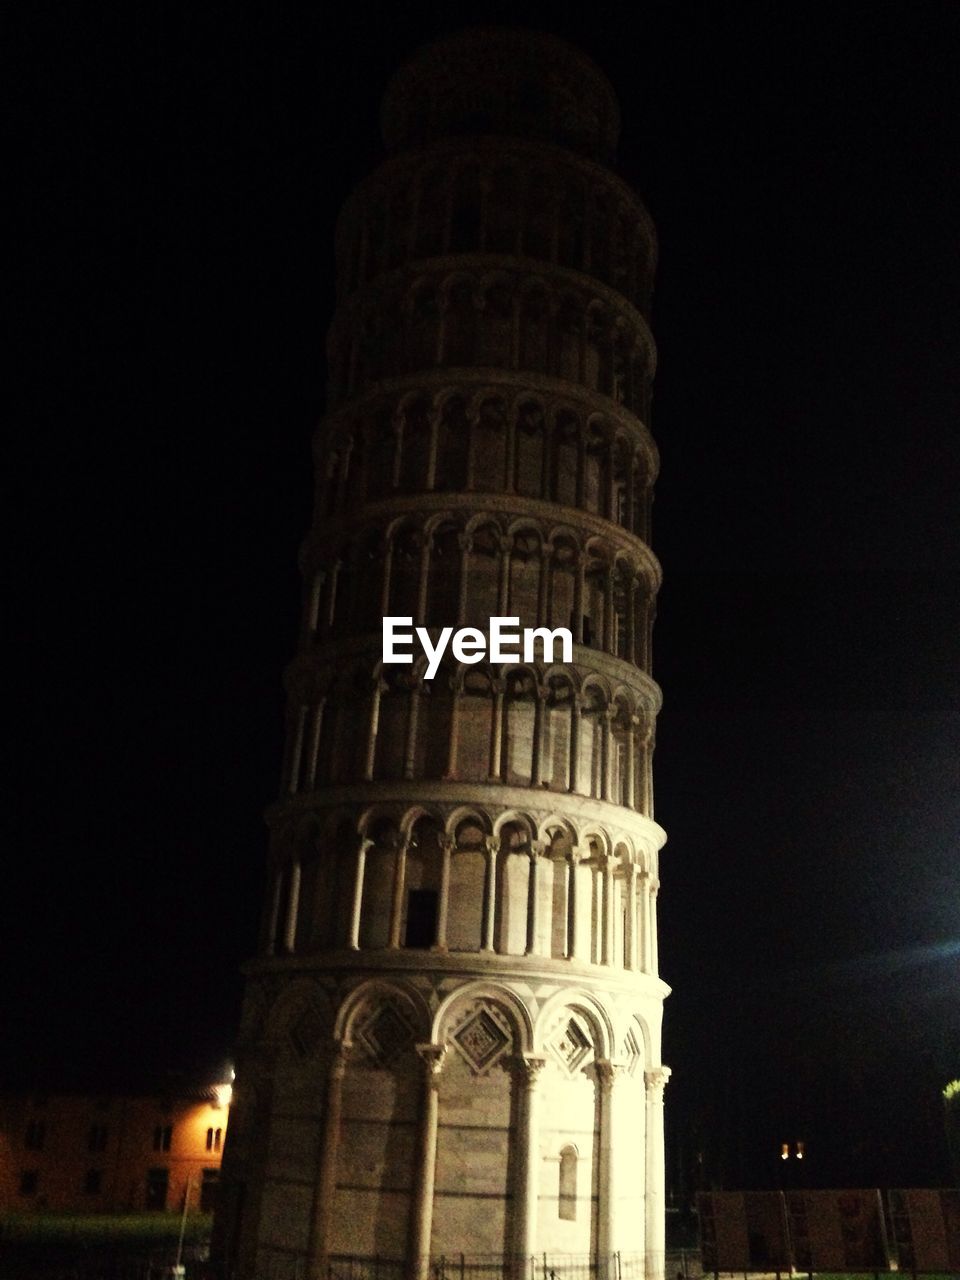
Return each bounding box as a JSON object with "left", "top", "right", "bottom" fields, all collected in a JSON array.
[{"left": 215, "top": 30, "right": 671, "bottom": 1280}]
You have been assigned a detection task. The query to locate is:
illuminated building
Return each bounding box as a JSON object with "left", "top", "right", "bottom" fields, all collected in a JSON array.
[
  {"left": 214, "top": 28, "right": 670, "bottom": 1280},
  {"left": 0, "top": 1089, "right": 229, "bottom": 1213}
]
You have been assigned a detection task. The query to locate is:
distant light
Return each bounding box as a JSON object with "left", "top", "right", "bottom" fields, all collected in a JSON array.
[
  {"left": 944, "top": 1079, "right": 960, "bottom": 1101},
  {"left": 796, "top": 1140, "right": 805, "bottom": 1160},
  {"left": 215, "top": 1082, "right": 233, "bottom": 1108},
  {"left": 780, "top": 1144, "right": 789, "bottom": 1160}
]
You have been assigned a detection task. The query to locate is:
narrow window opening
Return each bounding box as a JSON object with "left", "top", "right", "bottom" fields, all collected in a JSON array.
[
  {"left": 404, "top": 889, "right": 438, "bottom": 948},
  {"left": 559, "top": 1145, "right": 577, "bottom": 1220}
]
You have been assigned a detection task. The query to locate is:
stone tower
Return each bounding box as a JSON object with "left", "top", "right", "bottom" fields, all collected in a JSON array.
[{"left": 214, "top": 28, "right": 670, "bottom": 1280}]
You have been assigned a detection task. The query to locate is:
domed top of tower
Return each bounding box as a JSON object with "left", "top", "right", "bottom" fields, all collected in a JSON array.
[{"left": 381, "top": 27, "right": 621, "bottom": 164}]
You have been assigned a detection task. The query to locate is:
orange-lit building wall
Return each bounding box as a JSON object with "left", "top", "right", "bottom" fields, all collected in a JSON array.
[{"left": 0, "top": 1093, "right": 229, "bottom": 1213}]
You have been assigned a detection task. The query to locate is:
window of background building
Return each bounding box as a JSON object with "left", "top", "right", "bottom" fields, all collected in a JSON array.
[
  {"left": 24, "top": 1119, "right": 46, "bottom": 1150},
  {"left": 200, "top": 1168, "right": 220, "bottom": 1212},
  {"left": 205, "top": 1126, "right": 223, "bottom": 1152},
  {"left": 87, "top": 1123, "right": 108, "bottom": 1152},
  {"left": 83, "top": 1168, "right": 103, "bottom": 1195},
  {"left": 19, "top": 1170, "right": 39, "bottom": 1196},
  {"left": 152, "top": 1124, "right": 173, "bottom": 1152},
  {"left": 145, "top": 1167, "right": 169, "bottom": 1210}
]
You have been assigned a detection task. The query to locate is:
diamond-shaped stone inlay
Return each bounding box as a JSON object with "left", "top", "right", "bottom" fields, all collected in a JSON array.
[
  {"left": 289, "top": 1005, "right": 325, "bottom": 1060},
  {"left": 356, "top": 1003, "right": 415, "bottom": 1067},
  {"left": 623, "top": 1028, "right": 642, "bottom": 1075},
  {"left": 551, "top": 1017, "right": 591, "bottom": 1074},
  {"left": 452, "top": 1007, "right": 511, "bottom": 1074}
]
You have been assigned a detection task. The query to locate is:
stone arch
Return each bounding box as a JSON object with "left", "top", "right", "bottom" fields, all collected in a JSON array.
[
  {"left": 335, "top": 978, "right": 431, "bottom": 1049},
  {"left": 477, "top": 272, "right": 515, "bottom": 367},
  {"left": 470, "top": 393, "right": 509, "bottom": 492},
  {"left": 433, "top": 392, "right": 471, "bottom": 491},
  {"left": 448, "top": 807, "right": 493, "bottom": 842},
  {"left": 506, "top": 524, "right": 542, "bottom": 627},
  {"left": 456, "top": 664, "right": 495, "bottom": 781},
  {"left": 500, "top": 664, "right": 539, "bottom": 786},
  {"left": 493, "top": 814, "right": 534, "bottom": 955},
  {"left": 442, "top": 272, "right": 480, "bottom": 366},
  {"left": 534, "top": 988, "right": 615, "bottom": 1064},
  {"left": 265, "top": 979, "right": 333, "bottom": 1060},
  {"left": 425, "top": 519, "right": 462, "bottom": 629},
  {"left": 463, "top": 518, "right": 502, "bottom": 627},
  {"left": 513, "top": 397, "right": 547, "bottom": 498},
  {"left": 432, "top": 981, "right": 534, "bottom": 1056},
  {"left": 542, "top": 667, "right": 576, "bottom": 792},
  {"left": 543, "top": 820, "right": 576, "bottom": 959}
]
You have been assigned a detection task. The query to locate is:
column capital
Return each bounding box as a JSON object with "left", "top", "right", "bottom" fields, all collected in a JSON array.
[
  {"left": 594, "top": 1058, "right": 625, "bottom": 1089},
  {"left": 644, "top": 1065, "right": 671, "bottom": 1095},
  {"left": 415, "top": 1043, "right": 447, "bottom": 1084},
  {"left": 519, "top": 1054, "right": 548, "bottom": 1086},
  {"left": 528, "top": 840, "right": 546, "bottom": 861},
  {"left": 327, "top": 1040, "right": 352, "bottom": 1082},
  {"left": 438, "top": 834, "right": 456, "bottom": 855},
  {"left": 483, "top": 835, "right": 500, "bottom": 856}
]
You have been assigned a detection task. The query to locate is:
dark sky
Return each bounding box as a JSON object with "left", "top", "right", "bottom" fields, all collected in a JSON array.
[{"left": 10, "top": 0, "right": 960, "bottom": 1192}]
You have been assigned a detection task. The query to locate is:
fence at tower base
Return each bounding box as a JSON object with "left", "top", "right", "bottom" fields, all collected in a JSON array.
[
  {"left": 326, "top": 1253, "right": 659, "bottom": 1280},
  {"left": 698, "top": 1188, "right": 960, "bottom": 1274}
]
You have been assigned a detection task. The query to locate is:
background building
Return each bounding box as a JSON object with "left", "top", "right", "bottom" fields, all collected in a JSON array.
[
  {"left": 215, "top": 28, "right": 669, "bottom": 1280},
  {"left": 0, "top": 1089, "right": 229, "bottom": 1214}
]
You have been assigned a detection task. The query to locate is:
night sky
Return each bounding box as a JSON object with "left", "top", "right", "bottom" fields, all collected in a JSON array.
[{"left": 10, "top": 0, "right": 960, "bottom": 1194}]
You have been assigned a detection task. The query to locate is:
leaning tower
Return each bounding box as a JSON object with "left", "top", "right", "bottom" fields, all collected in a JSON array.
[{"left": 214, "top": 28, "right": 670, "bottom": 1280}]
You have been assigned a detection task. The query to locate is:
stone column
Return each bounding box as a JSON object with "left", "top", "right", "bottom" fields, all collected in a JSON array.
[
  {"left": 515, "top": 1055, "right": 548, "bottom": 1260},
  {"left": 287, "top": 706, "right": 307, "bottom": 794},
  {"left": 303, "top": 704, "right": 323, "bottom": 790},
  {"left": 644, "top": 1067, "right": 671, "bottom": 1280},
  {"left": 625, "top": 716, "right": 638, "bottom": 809},
  {"left": 389, "top": 839, "right": 409, "bottom": 948},
  {"left": 601, "top": 706, "right": 615, "bottom": 801},
  {"left": 348, "top": 838, "right": 371, "bottom": 950},
  {"left": 600, "top": 853, "right": 614, "bottom": 966},
  {"left": 265, "top": 868, "right": 283, "bottom": 955},
  {"left": 425, "top": 408, "right": 441, "bottom": 490},
  {"left": 596, "top": 1060, "right": 623, "bottom": 1259},
  {"left": 625, "top": 864, "right": 639, "bottom": 970},
  {"left": 489, "top": 679, "right": 506, "bottom": 778},
  {"left": 532, "top": 686, "right": 549, "bottom": 786},
  {"left": 569, "top": 696, "right": 582, "bottom": 793},
  {"left": 283, "top": 859, "right": 301, "bottom": 953},
  {"left": 416, "top": 534, "right": 431, "bottom": 625},
  {"left": 566, "top": 847, "right": 582, "bottom": 959},
  {"left": 525, "top": 843, "right": 544, "bottom": 956},
  {"left": 408, "top": 1044, "right": 446, "bottom": 1280},
  {"left": 482, "top": 835, "right": 499, "bottom": 951},
  {"left": 542, "top": 545, "right": 555, "bottom": 626},
  {"left": 498, "top": 536, "right": 512, "bottom": 614},
  {"left": 403, "top": 681, "right": 421, "bottom": 779},
  {"left": 445, "top": 675, "right": 462, "bottom": 777},
  {"left": 364, "top": 683, "right": 382, "bottom": 780},
  {"left": 638, "top": 872, "right": 650, "bottom": 973},
  {"left": 456, "top": 534, "right": 471, "bottom": 625},
  {"left": 435, "top": 836, "right": 454, "bottom": 950},
  {"left": 573, "top": 554, "right": 586, "bottom": 643},
  {"left": 306, "top": 1042, "right": 350, "bottom": 1278},
  {"left": 650, "top": 878, "right": 660, "bottom": 975}
]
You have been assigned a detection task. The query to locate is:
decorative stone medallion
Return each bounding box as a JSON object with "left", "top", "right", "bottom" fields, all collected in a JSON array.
[
  {"left": 548, "top": 1015, "right": 592, "bottom": 1075},
  {"left": 623, "top": 1026, "right": 642, "bottom": 1075},
  {"left": 289, "top": 1004, "right": 326, "bottom": 1059},
  {"left": 355, "top": 1001, "right": 416, "bottom": 1067},
  {"left": 451, "top": 1003, "right": 513, "bottom": 1075}
]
